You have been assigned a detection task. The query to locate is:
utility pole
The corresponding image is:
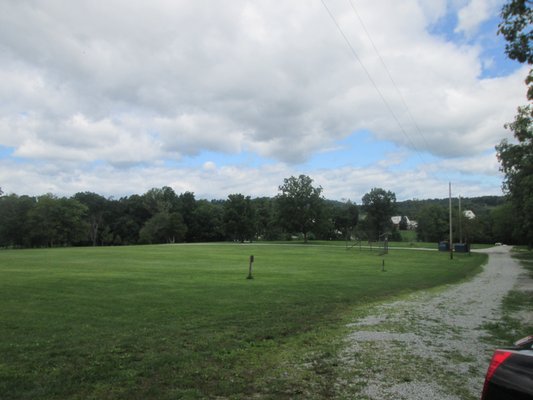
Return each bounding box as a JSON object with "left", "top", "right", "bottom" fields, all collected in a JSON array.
[
  {"left": 449, "top": 182, "right": 453, "bottom": 260},
  {"left": 458, "top": 195, "right": 463, "bottom": 244}
]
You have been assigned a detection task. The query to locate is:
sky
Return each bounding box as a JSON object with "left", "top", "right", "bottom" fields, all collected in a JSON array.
[{"left": 0, "top": 0, "right": 529, "bottom": 202}]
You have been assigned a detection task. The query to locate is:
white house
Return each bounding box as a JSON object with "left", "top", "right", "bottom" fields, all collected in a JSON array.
[
  {"left": 391, "top": 215, "right": 417, "bottom": 230},
  {"left": 463, "top": 210, "right": 476, "bottom": 219}
]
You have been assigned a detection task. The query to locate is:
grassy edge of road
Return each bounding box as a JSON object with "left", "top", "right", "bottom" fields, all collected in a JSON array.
[
  {"left": 294, "top": 247, "right": 531, "bottom": 400},
  {"left": 483, "top": 247, "right": 533, "bottom": 345},
  {"left": 268, "top": 250, "right": 490, "bottom": 399}
]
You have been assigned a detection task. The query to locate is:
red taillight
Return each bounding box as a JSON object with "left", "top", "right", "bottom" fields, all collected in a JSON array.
[
  {"left": 486, "top": 350, "right": 512, "bottom": 381},
  {"left": 481, "top": 350, "right": 512, "bottom": 399}
]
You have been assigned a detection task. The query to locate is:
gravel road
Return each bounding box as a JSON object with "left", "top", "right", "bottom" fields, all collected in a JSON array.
[{"left": 335, "top": 246, "right": 531, "bottom": 400}]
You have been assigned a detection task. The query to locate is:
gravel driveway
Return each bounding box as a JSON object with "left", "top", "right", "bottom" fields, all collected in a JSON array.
[{"left": 335, "top": 246, "right": 530, "bottom": 400}]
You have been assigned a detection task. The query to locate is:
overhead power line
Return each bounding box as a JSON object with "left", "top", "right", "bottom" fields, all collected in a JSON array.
[
  {"left": 348, "top": 0, "right": 432, "bottom": 152},
  {"left": 320, "top": 0, "right": 426, "bottom": 163}
]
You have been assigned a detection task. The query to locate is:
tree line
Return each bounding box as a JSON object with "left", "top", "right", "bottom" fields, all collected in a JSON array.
[
  {"left": 0, "top": 175, "right": 524, "bottom": 248},
  {"left": 0, "top": 176, "right": 357, "bottom": 247}
]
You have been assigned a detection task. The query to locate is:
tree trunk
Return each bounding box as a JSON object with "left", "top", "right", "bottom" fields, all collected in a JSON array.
[{"left": 90, "top": 219, "right": 99, "bottom": 246}]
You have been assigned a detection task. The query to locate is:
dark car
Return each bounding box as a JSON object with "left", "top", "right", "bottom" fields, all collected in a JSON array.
[{"left": 481, "top": 335, "right": 533, "bottom": 399}]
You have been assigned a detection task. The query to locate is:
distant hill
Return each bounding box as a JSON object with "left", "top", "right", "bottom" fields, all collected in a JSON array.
[{"left": 396, "top": 196, "right": 506, "bottom": 220}]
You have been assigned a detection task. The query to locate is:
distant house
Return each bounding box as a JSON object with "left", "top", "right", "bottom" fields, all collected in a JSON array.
[
  {"left": 463, "top": 210, "right": 475, "bottom": 219},
  {"left": 391, "top": 215, "right": 417, "bottom": 230},
  {"left": 391, "top": 216, "right": 402, "bottom": 226}
]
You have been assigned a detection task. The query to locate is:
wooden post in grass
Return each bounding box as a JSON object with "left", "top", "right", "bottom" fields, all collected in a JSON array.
[
  {"left": 382, "top": 259, "right": 385, "bottom": 272},
  {"left": 247, "top": 255, "right": 254, "bottom": 279}
]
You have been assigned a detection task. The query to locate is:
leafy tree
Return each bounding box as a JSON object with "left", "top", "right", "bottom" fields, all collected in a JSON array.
[
  {"left": 459, "top": 212, "right": 483, "bottom": 244},
  {"left": 491, "top": 202, "right": 518, "bottom": 244},
  {"left": 252, "top": 197, "right": 281, "bottom": 240},
  {"left": 28, "top": 195, "right": 88, "bottom": 247},
  {"left": 496, "top": 0, "right": 533, "bottom": 247},
  {"left": 139, "top": 211, "right": 187, "bottom": 244},
  {"left": 121, "top": 194, "right": 151, "bottom": 243},
  {"left": 333, "top": 200, "right": 359, "bottom": 241},
  {"left": 361, "top": 188, "right": 396, "bottom": 240},
  {"left": 496, "top": 108, "right": 533, "bottom": 246},
  {"left": 0, "top": 194, "right": 35, "bottom": 247},
  {"left": 74, "top": 192, "right": 109, "bottom": 246},
  {"left": 143, "top": 186, "right": 178, "bottom": 215},
  {"left": 112, "top": 213, "right": 141, "bottom": 245},
  {"left": 276, "top": 175, "right": 324, "bottom": 243},
  {"left": 305, "top": 200, "right": 332, "bottom": 240},
  {"left": 165, "top": 212, "right": 187, "bottom": 243},
  {"left": 498, "top": 0, "right": 533, "bottom": 64},
  {"left": 416, "top": 204, "right": 448, "bottom": 242},
  {"left": 189, "top": 200, "right": 224, "bottom": 242},
  {"left": 223, "top": 194, "right": 255, "bottom": 242},
  {"left": 178, "top": 191, "right": 198, "bottom": 242}
]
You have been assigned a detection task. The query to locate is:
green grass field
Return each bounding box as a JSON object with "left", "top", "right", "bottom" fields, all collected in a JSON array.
[{"left": 0, "top": 243, "right": 487, "bottom": 399}]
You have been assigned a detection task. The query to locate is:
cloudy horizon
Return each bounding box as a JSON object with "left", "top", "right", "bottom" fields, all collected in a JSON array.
[{"left": 0, "top": 0, "right": 527, "bottom": 202}]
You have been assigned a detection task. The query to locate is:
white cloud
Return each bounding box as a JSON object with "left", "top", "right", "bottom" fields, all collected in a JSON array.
[
  {"left": 0, "top": 149, "right": 504, "bottom": 202},
  {"left": 0, "top": 0, "right": 523, "bottom": 200},
  {"left": 202, "top": 161, "right": 217, "bottom": 171},
  {"left": 433, "top": 151, "right": 502, "bottom": 176},
  {"left": 455, "top": 0, "right": 502, "bottom": 36}
]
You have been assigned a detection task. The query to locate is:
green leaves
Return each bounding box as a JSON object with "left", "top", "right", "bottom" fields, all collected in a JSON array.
[
  {"left": 139, "top": 211, "right": 187, "bottom": 244},
  {"left": 223, "top": 194, "right": 255, "bottom": 242},
  {"left": 497, "top": 0, "right": 533, "bottom": 247},
  {"left": 276, "top": 175, "right": 324, "bottom": 242},
  {"left": 362, "top": 188, "right": 397, "bottom": 240},
  {"left": 498, "top": 0, "right": 533, "bottom": 64}
]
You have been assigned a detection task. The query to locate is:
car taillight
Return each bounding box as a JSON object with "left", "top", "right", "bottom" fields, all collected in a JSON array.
[{"left": 481, "top": 350, "right": 512, "bottom": 399}]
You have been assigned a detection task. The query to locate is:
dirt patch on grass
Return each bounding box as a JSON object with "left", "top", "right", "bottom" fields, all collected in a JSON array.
[{"left": 335, "top": 246, "right": 529, "bottom": 400}]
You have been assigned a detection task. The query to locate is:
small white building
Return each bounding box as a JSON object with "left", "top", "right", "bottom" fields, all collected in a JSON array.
[
  {"left": 391, "top": 216, "right": 417, "bottom": 230},
  {"left": 391, "top": 216, "right": 402, "bottom": 225},
  {"left": 463, "top": 210, "right": 476, "bottom": 219}
]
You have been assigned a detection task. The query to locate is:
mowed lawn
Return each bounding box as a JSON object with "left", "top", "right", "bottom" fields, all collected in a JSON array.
[{"left": 0, "top": 244, "right": 486, "bottom": 399}]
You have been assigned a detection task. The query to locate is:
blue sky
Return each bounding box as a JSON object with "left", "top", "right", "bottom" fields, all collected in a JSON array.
[
  {"left": 0, "top": 0, "right": 528, "bottom": 202},
  {"left": 428, "top": 3, "right": 520, "bottom": 79}
]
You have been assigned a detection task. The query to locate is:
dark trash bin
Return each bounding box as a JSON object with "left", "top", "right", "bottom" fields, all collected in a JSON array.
[
  {"left": 454, "top": 243, "right": 470, "bottom": 253},
  {"left": 438, "top": 241, "right": 449, "bottom": 251}
]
